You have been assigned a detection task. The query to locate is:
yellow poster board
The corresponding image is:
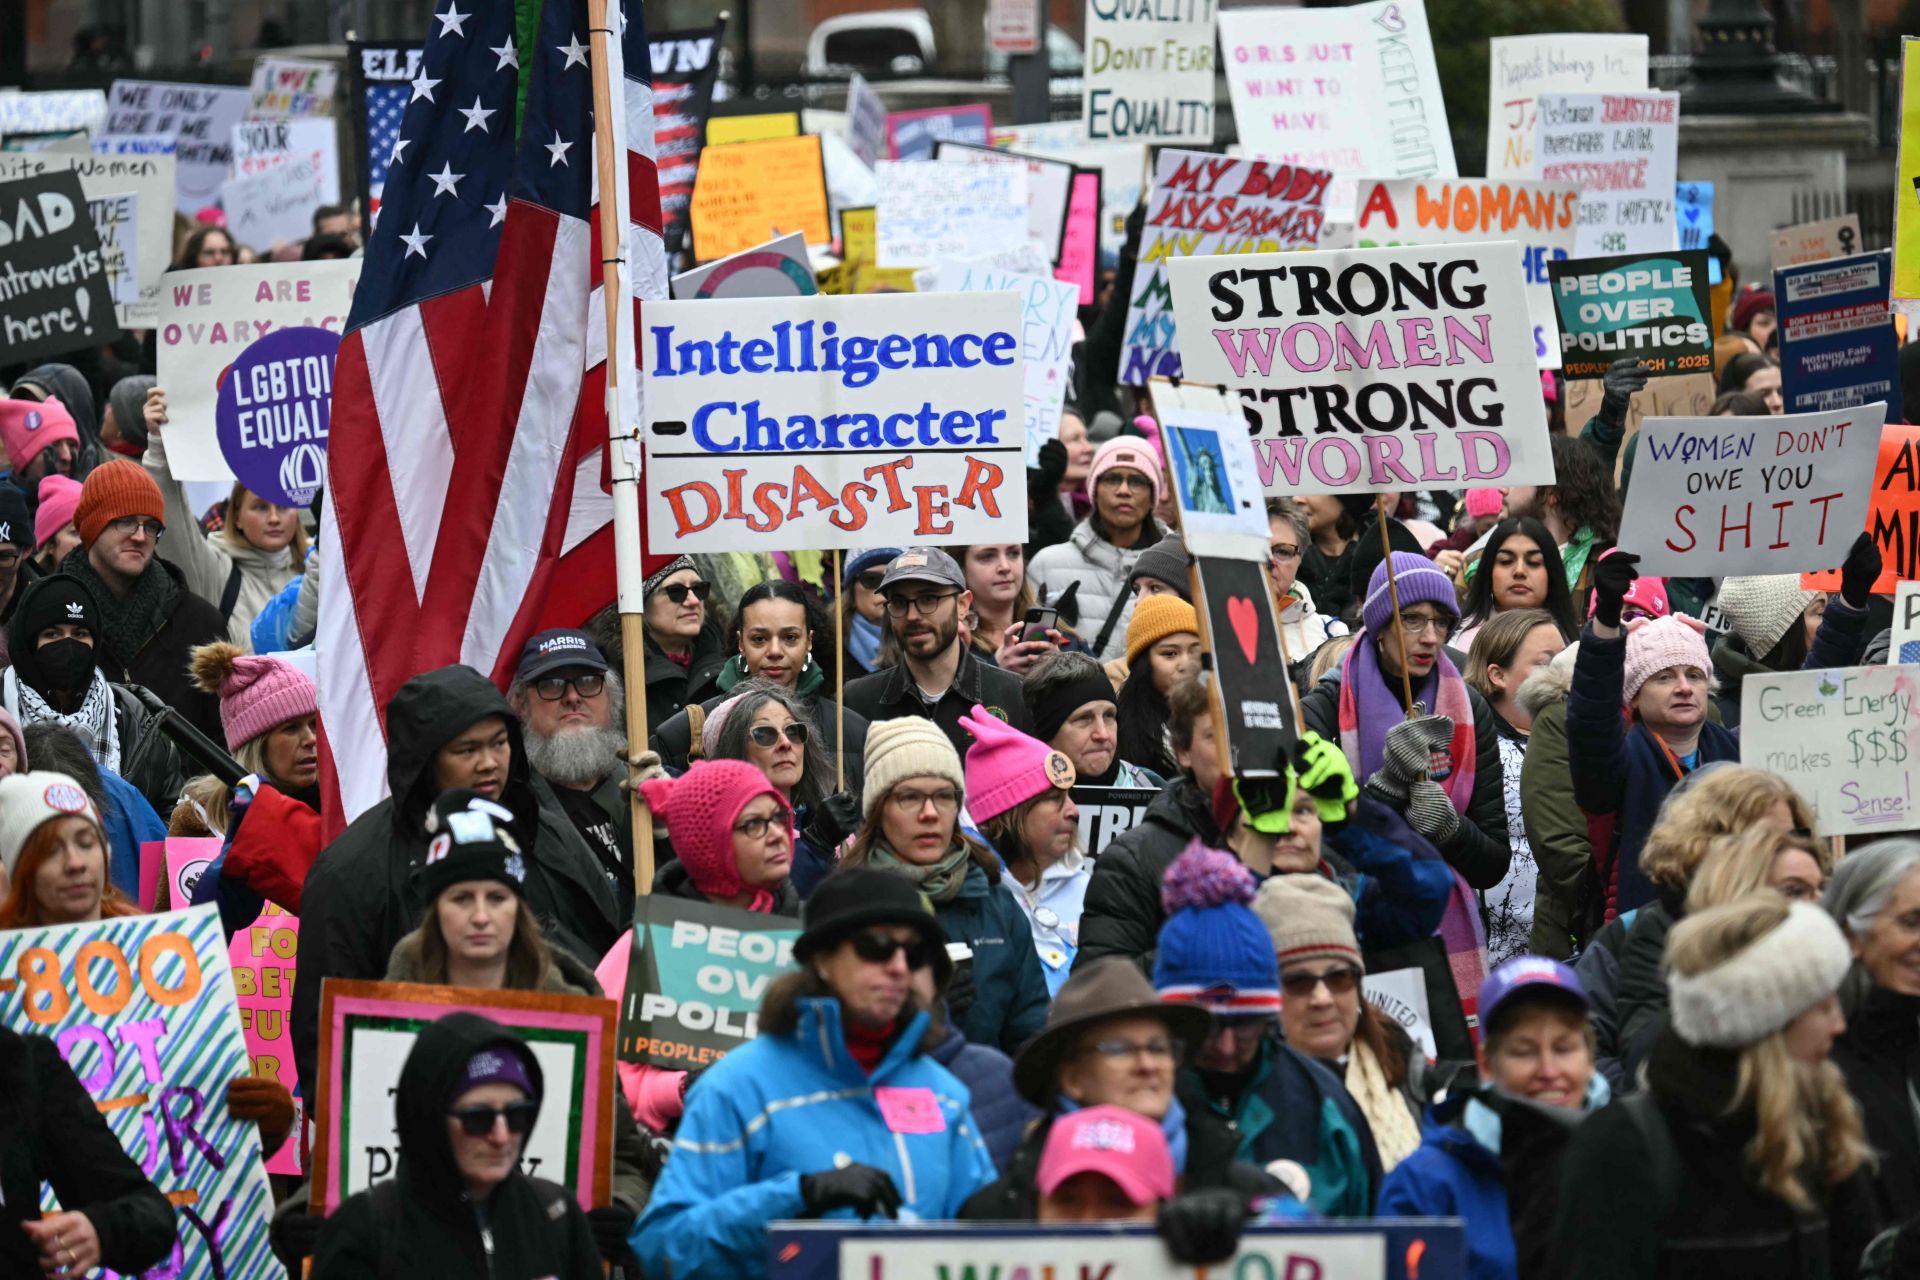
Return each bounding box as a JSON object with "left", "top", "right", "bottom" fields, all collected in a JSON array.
[
  {"left": 688, "top": 134, "right": 831, "bottom": 262},
  {"left": 706, "top": 111, "right": 801, "bottom": 146},
  {"left": 817, "top": 207, "right": 918, "bottom": 295},
  {"left": 1897, "top": 38, "right": 1920, "bottom": 300}
]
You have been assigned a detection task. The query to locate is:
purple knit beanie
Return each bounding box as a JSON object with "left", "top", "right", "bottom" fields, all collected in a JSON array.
[{"left": 1361, "top": 551, "right": 1459, "bottom": 637}]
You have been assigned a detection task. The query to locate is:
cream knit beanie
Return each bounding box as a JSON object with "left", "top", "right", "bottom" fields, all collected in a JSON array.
[
  {"left": 862, "top": 716, "right": 966, "bottom": 819},
  {"left": 1714, "top": 574, "right": 1817, "bottom": 658}
]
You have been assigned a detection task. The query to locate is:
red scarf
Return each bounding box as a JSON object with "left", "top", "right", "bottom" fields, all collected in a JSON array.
[{"left": 843, "top": 1016, "right": 897, "bottom": 1074}]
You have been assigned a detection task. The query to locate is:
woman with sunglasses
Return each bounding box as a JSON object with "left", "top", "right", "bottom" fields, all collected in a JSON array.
[
  {"left": 632, "top": 868, "right": 997, "bottom": 1280},
  {"left": 841, "top": 714, "right": 1051, "bottom": 1053},
  {"left": 640, "top": 556, "right": 727, "bottom": 736},
  {"left": 699, "top": 681, "right": 855, "bottom": 898},
  {"left": 839, "top": 546, "right": 901, "bottom": 681}
]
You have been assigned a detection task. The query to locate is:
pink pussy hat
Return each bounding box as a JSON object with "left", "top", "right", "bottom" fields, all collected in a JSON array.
[{"left": 959, "top": 704, "right": 1075, "bottom": 824}]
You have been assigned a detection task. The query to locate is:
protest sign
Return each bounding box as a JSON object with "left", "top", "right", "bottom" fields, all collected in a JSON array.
[
  {"left": 1617, "top": 404, "right": 1885, "bottom": 576},
  {"left": 249, "top": 56, "right": 338, "bottom": 118},
  {"left": 617, "top": 897, "right": 800, "bottom": 1068},
  {"left": 874, "top": 160, "right": 1029, "bottom": 267},
  {"left": 935, "top": 141, "right": 1074, "bottom": 264},
  {"left": 689, "top": 135, "right": 831, "bottom": 263},
  {"left": 0, "top": 905, "right": 276, "bottom": 1277},
  {"left": 106, "top": 80, "right": 251, "bottom": 214},
  {"left": 1355, "top": 177, "right": 1578, "bottom": 368},
  {"left": 232, "top": 118, "right": 342, "bottom": 203},
  {"left": 223, "top": 152, "right": 331, "bottom": 250},
  {"left": 1192, "top": 554, "right": 1298, "bottom": 774},
  {"left": 1564, "top": 371, "right": 1717, "bottom": 477},
  {"left": 1676, "top": 180, "right": 1721, "bottom": 284},
  {"left": 1742, "top": 665, "right": 1920, "bottom": 837},
  {"left": 0, "top": 89, "right": 107, "bottom": 141},
  {"left": 1168, "top": 243, "right": 1552, "bottom": 492},
  {"left": 1774, "top": 250, "right": 1904, "bottom": 422},
  {"left": 1805, "top": 424, "right": 1920, "bottom": 594},
  {"left": 0, "top": 150, "right": 175, "bottom": 326},
  {"left": 673, "top": 232, "right": 818, "bottom": 299},
  {"left": 1896, "top": 583, "right": 1920, "bottom": 661},
  {"left": 1548, "top": 251, "right": 1714, "bottom": 380},
  {"left": 1896, "top": 38, "right": 1920, "bottom": 306},
  {"left": 1071, "top": 785, "right": 1157, "bottom": 856},
  {"left": 649, "top": 23, "right": 724, "bottom": 255},
  {"left": 642, "top": 293, "right": 1026, "bottom": 551},
  {"left": 1772, "top": 213, "right": 1864, "bottom": 270},
  {"left": 1059, "top": 169, "right": 1101, "bottom": 304},
  {"left": 708, "top": 111, "right": 800, "bottom": 146},
  {"left": 1122, "top": 150, "right": 1332, "bottom": 383},
  {"left": 157, "top": 259, "right": 362, "bottom": 482},
  {"left": 232, "top": 902, "right": 302, "bottom": 1175},
  {"left": 1219, "top": 1, "right": 1454, "bottom": 221},
  {"left": 1156, "top": 404, "right": 1270, "bottom": 560},
  {"left": 886, "top": 104, "right": 993, "bottom": 161},
  {"left": 1486, "top": 34, "right": 1649, "bottom": 179},
  {"left": 164, "top": 837, "right": 221, "bottom": 908},
  {"left": 1534, "top": 91, "right": 1679, "bottom": 257},
  {"left": 935, "top": 262, "right": 1076, "bottom": 464},
  {"left": 1365, "top": 967, "right": 1439, "bottom": 1059},
  {"left": 0, "top": 169, "right": 122, "bottom": 364},
  {"left": 819, "top": 207, "right": 918, "bottom": 295},
  {"left": 1082, "top": 0, "right": 1215, "bottom": 144},
  {"left": 312, "top": 980, "right": 613, "bottom": 1212},
  {"left": 845, "top": 73, "right": 886, "bottom": 168},
  {"left": 992, "top": 126, "right": 1146, "bottom": 263},
  {"left": 215, "top": 325, "right": 337, "bottom": 507},
  {"left": 348, "top": 41, "right": 422, "bottom": 224}
]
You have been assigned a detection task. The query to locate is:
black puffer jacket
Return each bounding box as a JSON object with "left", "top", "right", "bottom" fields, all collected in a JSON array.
[
  {"left": 311, "top": 1013, "right": 600, "bottom": 1280},
  {"left": 292, "top": 665, "right": 622, "bottom": 1089},
  {"left": 642, "top": 620, "right": 727, "bottom": 737},
  {"left": 1831, "top": 986, "right": 1920, "bottom": 1228},
  {"left": 1073, "top": 775, "right": 1219, "bottom": 973}
]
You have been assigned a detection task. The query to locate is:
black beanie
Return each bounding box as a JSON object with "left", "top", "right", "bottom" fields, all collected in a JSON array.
[
  {"left": 0, "top": 485, "right": 30, "bottom": 551},
  {"left": 9, "top": 574, "right": 100, "bottom": 698},
  {"left": 417, "top": 788, "right": 528, "bottom": 903},
  {"left": 1030, "top": 665, "right": 1124, "bottom": 747}
]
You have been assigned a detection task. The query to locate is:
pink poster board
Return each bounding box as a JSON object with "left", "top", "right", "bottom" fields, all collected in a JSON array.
[
  {"left": 234, "top": 903, "right": 303, "bottom": 1174},
  {"left": 1056, "top": 169, "right": 1100, "bottom": 306}
]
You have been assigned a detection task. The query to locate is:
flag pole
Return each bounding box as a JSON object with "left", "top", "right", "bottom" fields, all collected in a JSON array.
[
  {"left": 587, "top": 0, "right": 656, "bottom": 898},
  {"left": 834, "top": 549, "right": 845, "bottom": 793}
]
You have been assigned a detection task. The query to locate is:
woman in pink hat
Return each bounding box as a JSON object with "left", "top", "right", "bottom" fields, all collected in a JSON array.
[
  {"left": 32, "top": 473, "right": 83, "bottom": 574},
  {"left": 1028, "top": 435, "right": 1175, "bottom": 663}
]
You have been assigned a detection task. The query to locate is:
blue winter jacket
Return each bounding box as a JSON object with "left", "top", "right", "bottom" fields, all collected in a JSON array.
[
  {"left": 927, "top": 1022, "right": 1038, "bottom": 1174},
  {"left": 100, "top": 765, "right": 166, "bottom": 901},
  {"left": 1379, "top": 1100, "right": 1513, "bottom": 1280},
  {"left": 630, "top": 999, "right": 997, "bottom": 1279},
  {"left": 936, "top": 861, "right": 1052, "bottom": 1053},
  {"left": 1325, "top": 795, "right": 1454, "bottom": 950}
]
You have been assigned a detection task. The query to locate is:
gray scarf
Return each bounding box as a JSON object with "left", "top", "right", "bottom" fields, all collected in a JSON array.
[{"left": 866, "top": 839, "right": 973, "bottom": 903}]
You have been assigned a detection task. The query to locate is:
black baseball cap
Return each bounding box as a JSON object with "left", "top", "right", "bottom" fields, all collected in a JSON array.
[{"left": 515, "top": 628, "right": 608, "bottom": 683}]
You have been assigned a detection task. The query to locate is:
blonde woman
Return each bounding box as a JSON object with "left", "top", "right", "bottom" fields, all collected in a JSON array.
[
  {"left": 1553, "top": 892, "right": 1874, "bottom": 1278},
  {"left": 1686, "top": 827, "right": 1830, "bottom": 912}
]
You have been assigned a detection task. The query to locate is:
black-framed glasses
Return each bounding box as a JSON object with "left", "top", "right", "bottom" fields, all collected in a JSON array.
[
  {"left": 1268, "top": 543, "right": 1300, "bottom": 562},
  {"left": 733, "top": 812, "right": 788, "bottom": 841},
  {"left": 849, "top": 930, "right": 936, "bottom": 970},
  {"left": 533, "top": 673, "right": 605, "bottom": 701},
  {"left": 855, "top": 570, "right": 887, "bottom": 591},
  {"left": 1396, "top": 610, "right": 1457, "bottom": 640},
  {"left": 448, "top": 1100, "right": 538, "bottom": 1137},
  {"left": 659, "top": 580, "right": 711, "bottom": 605},
  {"left": 884, "top": 592, "right": 958, "bottom": 618},
  {"left": 748, "top": 722, "right": 809, "bottom": 748},
  {"left": 1280, "top": 967, "right": 1361, "bottom": 999}
]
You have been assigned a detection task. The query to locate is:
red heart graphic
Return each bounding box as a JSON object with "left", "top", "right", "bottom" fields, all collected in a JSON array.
[{"left": 1226, "top": 595, "right": 1261, "bottom": 666}]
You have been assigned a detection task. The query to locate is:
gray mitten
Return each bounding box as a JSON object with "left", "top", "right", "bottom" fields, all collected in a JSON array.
[
  {"left": 1404, "top": 780, "right": 1461, "bottom": 842},
  {"left": 1364, "top": 714, "right": 1456, "bottom": 803}
]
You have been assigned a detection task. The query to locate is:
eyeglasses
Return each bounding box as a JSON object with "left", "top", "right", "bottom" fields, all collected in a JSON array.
[
  {"left": 889, "top": 786, "right": 960, "bottom": 815},
  {"left": 1207, "top": 1015, "right": 1274, "bottom": 1044},
  {"left": 658, "top": 580, "right": 711, "bottom": 605},
  {"left": 748, "top": 722, "right": 809, "bottom": 748},
  {"left": 849, "top": 930, "right": 936, "bottom": 969},
  {"left": 107, "top": 516, "right": 164, "bottom": 540},
  {"left": 1268, "top": 543, "right": 1300, "bottom": 562},
  {"left": 533, "top": 673, "right": 605, "bottom": 701},
  {"left": 1396, "top": 610, "right": 1457, "bottom": 639},
  {"left": 1081, "top": 1035, "right": 1182, "bottom": 1061},
  {"left": 884, "top": 592, "right": 958, "bottom": 618},
  {"left": 855, "top": 570, "right": 887, "bottom": 591},
  {"left": 1096, "top": 472, "right": 1148, "bottom": 492},
  {"left": 1280, "top": 967, "right": 1361, "bottom": 999},
  {"left": 448, "top": 1100, "right": 538, "bottom": 1137},
  {"left": 733, "top": 812, "right": 788, "bottom": 841},
  {"left": 0, "top": 550, "right": 19, "bottom": 569}
]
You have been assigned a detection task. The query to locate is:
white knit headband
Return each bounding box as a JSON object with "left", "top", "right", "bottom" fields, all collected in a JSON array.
[{"left": 1668, "top": 902, "right": 1852, "bottom": 1049}]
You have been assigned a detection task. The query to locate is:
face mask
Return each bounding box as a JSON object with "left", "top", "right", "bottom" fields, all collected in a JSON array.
[{"left": 35, "top": 638, "right": 95, "bottom": 694}]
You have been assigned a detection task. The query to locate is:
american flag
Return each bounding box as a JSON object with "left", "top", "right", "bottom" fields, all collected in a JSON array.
[
  {"left": 363, "top": 79, "right": 410, "bottom": 212},
  {"left": 319, "top": 0, "right": 668, "bottom": 824}
]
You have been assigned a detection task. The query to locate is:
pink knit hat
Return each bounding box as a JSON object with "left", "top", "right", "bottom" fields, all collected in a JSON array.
[
  {"left": 1622, "top": 614, "right": 1711, "bottom": 703},
  {"left": 959, "top": 704, "right": 1075, "bottom": 823},
  {"left": 0, "top": 397, "right": 80, "bottom": 474},
  {"left": 1464, "top": 488, "right": 1503, "bottom": 520},
  {"left": 1588, "top": 550, "right": 1670, "bottom": 622},
  {"left": 1086, "top": 435, "right": 1164, "bottom": 506},
  {"left": 639, "top": 760, "right": 790, "bottom": 899},
  {"left": 33, "top": 474, "right": 81, "bottom": 552},
  {"left": 189, "top": 642, "right": 318, "bottom": 750}
]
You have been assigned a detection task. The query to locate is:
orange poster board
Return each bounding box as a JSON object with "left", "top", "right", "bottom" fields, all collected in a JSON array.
[
  {"left": 1803, "top": 423, "right": 1920, "bottom": 593},
  {"left": 688, "top": 134, "right": 831, "bottom": 263}
]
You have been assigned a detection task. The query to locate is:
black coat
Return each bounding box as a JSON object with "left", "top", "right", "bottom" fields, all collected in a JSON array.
[
  {"left": 292, "top": 666, "right": 622, "bottom": 1090},
  {"left": 649, "top": 686, "right": 869, "bottom": 782},
  {"left": 1832, "top": 986, "right": 1920, "bottom": 1228},
  {"left": 1073, "top": 775, "right": 1219, "bottom": 973},
  {"left": 842, "top": 643, "right": 1035, "bottom": 762},
  {"left": 311, "top": 1013, "right": 600, "bottom": 1280},
  {"left": 1614, "top": 896, "right": 1680, "bottom": 1086},
  {"left": 65, "top": 553, "right": 227, "bottom": 743},
  {"left": 642, "top": 620, "right": 727, "bottom": 737},
  {"left": 0, "top": 1027, "right": 174, "bottom": 1277}
]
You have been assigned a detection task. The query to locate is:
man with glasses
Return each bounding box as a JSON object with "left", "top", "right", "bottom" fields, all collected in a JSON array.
[
  {"left": 509, "top": 629, "right": 634, "bottom": 915},
  {"left": 842, "top": 546, "right": 1033, "bottom": 761},
  {"left": 633, "top": 868, "right": 998, "bottom": 1279},
  {"left": 1030, "top": 436, "right": 1174, "bottom": 661}
]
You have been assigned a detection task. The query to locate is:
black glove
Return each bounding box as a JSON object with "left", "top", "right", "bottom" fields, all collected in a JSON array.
[
  {"left": 800, "top": 1163, "right": 903, "bottom": 1220},
  {"left": 270, "top": 1211, "right": 326, "bottom": 1266},
  {"left": 1156, "top": 1188, "right": 1249, "bottom": 1266},
  {"left": 943, "top": 958, "right": 976, "bottom": 1025},
  {"left": 587, "top": 1205, "right": 638, "bottom": 1263},
  {"left": 1589, "top": 552, "right": 1639, "bottom": 628},
  {"left": 1028, "top": 437, "right": 1069, "bottom": 498},
  {"left": 805, "top": 791, "right": 863, "bottom": 854},
  {"left": 1839, "top": 530, "right": 1882, "bottom": 609},
  {"left": 1598, "top": 357, "right": 1649, "bottom": 429}
]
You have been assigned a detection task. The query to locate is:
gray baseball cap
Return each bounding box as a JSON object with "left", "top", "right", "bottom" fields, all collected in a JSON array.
[{"left": 878, "top": 547, "right": 966, "bottom": 594}]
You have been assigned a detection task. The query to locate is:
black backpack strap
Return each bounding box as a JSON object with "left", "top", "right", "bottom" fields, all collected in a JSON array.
[
  {"left": 1091, "top": 588, "right": 1131, "bottom": 657},
  {"left": 218, "top": 562, "right": 245, "bottom": 625}
]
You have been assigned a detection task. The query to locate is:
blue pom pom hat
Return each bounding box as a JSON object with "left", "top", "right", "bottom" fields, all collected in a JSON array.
[{"left": 1152, "top": 843, "right": 1282, "bottom": 1014}]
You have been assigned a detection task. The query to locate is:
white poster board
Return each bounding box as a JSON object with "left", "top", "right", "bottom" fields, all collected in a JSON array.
[
  {"left": 837, "top": 1232, "right": 1387, "bottom": 1280},
  {"left": 671, "top": 231, "right": 817, "bottom": 299},
  {"left": 1742, "top": 664, "right": 1920, "bottom": 837},
  {"left": 106, "top": 80, "right": 253, "bottom": 213},
  {"left": 1534, "top": 90, "right": 1679, "bottom": 257},
  {"left": 934, "top": 142, "right": 1075, "bottom": 264},
  {"left": 1485, "top": 34, "right": 1649, "bottom": 179},
  {"left": 0, "top": 150, "right": 177, "bottom": 326},
  {"left": 249, "top": 56, "right": 339, "bottom": 118},
  {"left": 873, "top": 161, "right": 1030, "bottom": 267},
  {"left": 1894, "top": 582, "right": 1920, "bottom": 663},
  {"left": 222, "top": 153, "right": 332, "bottom": 251},
  {"left": 1081, "top": 0, "right": 1216, "bottom": 143},
  {"left": 0, "top": 89, "right": 108, "bottom": 138},
  {"left": 934, "top": 262, "right": 1078, "bottom": 464},
  {"left": 232, "top": 118, "right": 342, "bottom": 207}
]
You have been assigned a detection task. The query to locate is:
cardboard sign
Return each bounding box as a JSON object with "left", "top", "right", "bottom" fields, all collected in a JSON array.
[
  {"left": 818, "top": 207, "right": 918, "bottom": 295},
  {"left": 689, "top": 135, "right": 831, "bottom": 263},
  {"left": 1157, "top": 405, "right": 1270, "bottom": 560},
  {"left": 249, "top": 56, "right": 338, "bottom": 118},
  {"left": 1771, "top": 214, "right": 1864, "bottom": 270},
  {"left": 641, "top": 292, "right": 1027, "bottom": 551},
  {"left": 1083, "top": 0, "right": 1215, "bottom": 143},
  {"left": 874, "top": 160, "right": 1029, "bottom": 267},
  {"left": 0, "top": 906, "right": 277, "bottom": 1278},
  {"left": 649, "top": 24, "right": 725, "bottom": 256},
  {"left": 1486, "top": 34, "right": 1649, "bottom": 179},
  {"left": 232, "top": 903, "right": 302, "bottom": 1175},
  {"left": 1548, "top": 251, "right": 1714, "bottom": 380},
  {"left": 156, "top": 259, "right": 362, "bottom": 482},
  {"left": 1219, "top": 0, "right": 1454, "bottom": 221},
  {"left": 934, "top": 263, "right": 1077, "bottom": 464},
  {"left": 673, "top": 231, "right": 818, "bottom": 299},
  {"left": 1534, "top": 91, "right": 1679, "bottom": 257},
  {"left": 1742, "top": 665, "right": 1920, "bottom": 837},
  {"left": 1895, "top": 38, "right": 1920, "bottom": 304},
  {"left": 617, "top": 896, "right": 801, "bottom": 1068},
  {"left": 1122, "top": 150, "right": 1331, "bottom": 384},
  {"left": 1617, "top": 405, "right": 1885, "bottom": 576},
  {"left": 215, "top": 325, "right": 337, "bottom": 507},
  {"left": 232, "top": 118, "right": 342, "bottom": 205},
  {"left": 846, "top": 73, "right": 887, "bottom": 168},
  {"left": 348, "top": 41, "right": 422, "bottom": 223},
  {"left": 1070, "top": 785, "right": 1157, "bottom": 855},
  {"left": 885, "top": 104, "right": 992, "bottom": 161},
  {"left": 1168, "top": 243, "right": 1552, "bottom": 492},
  {"left": 1805, "top": 423, "right": 1920, "bottom": 594},
  {"left": 105, "top": 80, "right": 252, "bottom": 213},
  {"left": 1193, "top": 554, "right": 1298, "bottom": 775},
  {"left": 0, "top": 89, "right": 108, "bottom": 139},
  {"left": 0, "top": 169, "right": 123, "bottom": 363},
  {"left": 935, "top": 142, "right": 1074, "bottom": 265},
  {"left": 311, "top": 980, "right": 614, "bottom": 1213},
  {"left": 1774, "top": 250, "right": 1903, "bottom": 422},
  {"left": 1355, "top": 178, "right": 1578, "bottom": 368},
  {"left": 0, "top": 150, "right": 176, "bottom": 327},
  {"left": 222, "top": 152, "right": 331, "bottom": 250}
]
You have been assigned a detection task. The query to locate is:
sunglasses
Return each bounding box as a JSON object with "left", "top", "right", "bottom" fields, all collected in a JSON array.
[
  {"left": 658, "top": 580, "right": 712, "bottom": 605},
  {"left": 448, "top": 1100, "right": 538, "bottom": 1137},
  {"left": 849, "top": 930, "right": 937, "bottom": 970},
  {"left": 1280, "top": 967, "right": 1361, "bottom": 999},
  {"left": 533, "top": 673, "right": 605, "bottom": 700},
  {"left": 855, "top": 570, "right": 887, "bottom": 591},
  {"left": 749, "top": 722, "right": 809, "bottom": 748}
]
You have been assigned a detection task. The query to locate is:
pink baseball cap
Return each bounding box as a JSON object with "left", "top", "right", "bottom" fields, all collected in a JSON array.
[{"left": 1036, "top": 1105, "right": 1174, "bottom": 1206}]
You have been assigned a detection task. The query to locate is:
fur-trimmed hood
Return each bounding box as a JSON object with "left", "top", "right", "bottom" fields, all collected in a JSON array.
[{"left": 1516, "top": 642, "right": 1578, "bottom": 719}]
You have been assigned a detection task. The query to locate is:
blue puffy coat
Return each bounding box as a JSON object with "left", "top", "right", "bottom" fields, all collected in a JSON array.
[
  {"left": 1379, "top": 1100, "right": 1514, "bottom": 1280},
  {"left": 630, "top": 999, "right": 997, "bottom": 1279},
  {"left": 935, "top": 861, "right": 1051, "bottom": 1053},
  {"left": 927, "top": 1022, "right": 1038, "bottom": 1174}
]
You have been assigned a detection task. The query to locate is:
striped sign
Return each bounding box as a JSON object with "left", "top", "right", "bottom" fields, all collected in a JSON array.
[{"left": 0, "top": 906, "right": 274, "bottom": 1278}]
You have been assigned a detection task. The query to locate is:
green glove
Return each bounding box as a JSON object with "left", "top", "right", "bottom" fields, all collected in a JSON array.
[
  {"left": 1290, "top": 731, "right": 1358, "bottom": 823},
  {"left": 1233, "top": 772, "right": 1296, "bottom": 836}
]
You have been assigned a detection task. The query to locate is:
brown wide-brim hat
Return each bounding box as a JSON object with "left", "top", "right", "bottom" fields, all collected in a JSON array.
[{"left": 1011, "top": 956, "right": 1212, "bottom": 1107}]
